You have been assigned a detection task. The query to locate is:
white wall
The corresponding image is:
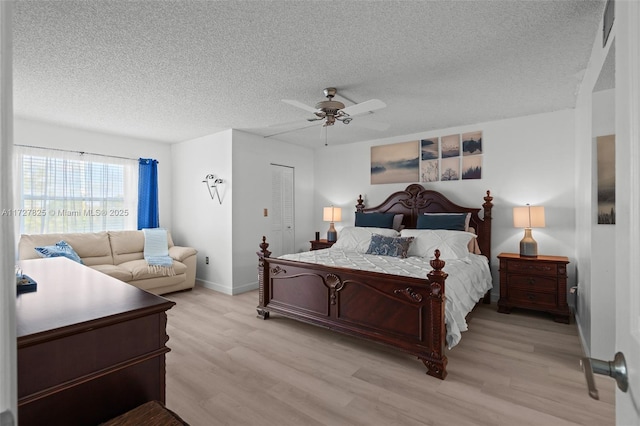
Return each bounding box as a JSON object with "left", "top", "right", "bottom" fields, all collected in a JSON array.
[
  {"left": 13, "top": 118, "right": 174, "bottom": 230},
  {"left": 590, "top": 89, "right": 616, "bottom": 358},
  {"left": 573, "top": 14, "right": 615, "bottom": 358},
  {"left": 314, "top": 109, "right": 577, "bottom": 296},
  {"left": 171, "top": 129, "right": 233, "bottom": 294},
  {"left": 171, "top": 129, "right": 314, "bottom": 295},
  {"left": 231, "top": 130, "right": 314, "bottom": 294}
]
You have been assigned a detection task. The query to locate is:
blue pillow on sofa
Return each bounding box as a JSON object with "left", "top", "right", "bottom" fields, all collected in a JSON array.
[
  {"left": 35, "top": 240, "right": 83, "bottom": 264},
  {"left": 355, "top": 212, "right": 395, "bottom": 229}
]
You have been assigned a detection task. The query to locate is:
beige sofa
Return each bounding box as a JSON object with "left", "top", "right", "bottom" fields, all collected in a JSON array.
[{"left": 18, "top": 230, "right": 197, "bottom": 295}]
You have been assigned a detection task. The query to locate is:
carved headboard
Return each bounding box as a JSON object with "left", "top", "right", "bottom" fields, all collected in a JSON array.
[{"left": 355, "top": 184, "right": 493, "bottom": 259}]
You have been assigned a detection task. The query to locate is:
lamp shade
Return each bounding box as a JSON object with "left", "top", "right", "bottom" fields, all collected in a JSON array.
[
  {"left": 323, "top": 206, "right": 342, "bottom": 222},
  {"left": 513, "top": 205, "right": 545, "bottom": 228}
]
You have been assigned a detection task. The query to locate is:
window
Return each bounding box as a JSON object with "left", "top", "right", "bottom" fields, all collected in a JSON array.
[{"left": 13, "top": 146, "right": 138, "bottom": 234}]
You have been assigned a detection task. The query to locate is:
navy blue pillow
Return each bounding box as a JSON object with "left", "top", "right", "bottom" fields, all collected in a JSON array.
[
  {"left": 416, "top": 213, "right": 467, "bottom": 231},
  {"left": 355, "top": 212, "right": 395, "bottom": 229}
]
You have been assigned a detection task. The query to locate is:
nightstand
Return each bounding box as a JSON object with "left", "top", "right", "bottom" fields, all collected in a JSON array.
[
  {"left": 497, "top": 252, "right": 571, "bottom": 323},
  {"left": 310, "top": 239, "right": 335, "bottom": 251}
]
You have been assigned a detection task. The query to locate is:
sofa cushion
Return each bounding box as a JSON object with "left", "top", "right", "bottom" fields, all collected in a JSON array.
[
  {"left": 90, "top": 264, "right": 134, "bottom": 282},
  {"left": 118, "top": 259, "right": 187, "bottom": 281},
  {"left": 168, "top": 246, "right": 198, "bottom": 262},
  {"left": 19, "top": 232, "right": 113, "bottom": 266},
  {"left": 109, "top": 230, "right": 175, "bottom": 265}
]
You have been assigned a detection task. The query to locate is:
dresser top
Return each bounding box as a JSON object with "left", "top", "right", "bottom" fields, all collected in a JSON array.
[
  {"left": 16, "top": 257, "right": 174, "bottom": 343},
  {"left": 497, "top": 252, "right": 569, "bottom": 263}
]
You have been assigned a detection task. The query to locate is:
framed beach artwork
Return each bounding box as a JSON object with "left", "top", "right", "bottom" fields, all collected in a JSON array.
[{"left": 371, "top": 140, "right": 420, "bottom": 184}]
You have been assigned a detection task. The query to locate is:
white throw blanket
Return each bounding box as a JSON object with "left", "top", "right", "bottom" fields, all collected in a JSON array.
[{"left": 143, "top": 228, "right": 175, "bottom": 276}]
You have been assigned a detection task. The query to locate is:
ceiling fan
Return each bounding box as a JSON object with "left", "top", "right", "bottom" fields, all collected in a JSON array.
[{"left": 282, "top": 87, "right": 387, "bottom": 128}]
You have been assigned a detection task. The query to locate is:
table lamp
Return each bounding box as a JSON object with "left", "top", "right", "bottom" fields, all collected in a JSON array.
[
  {"left": 323, "top": 206, "right": 342, "bottom": 242},
  {"left": 513, "top": 204, "right": 545, "bottom": 257}
]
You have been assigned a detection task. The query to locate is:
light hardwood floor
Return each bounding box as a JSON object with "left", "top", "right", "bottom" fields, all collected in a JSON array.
[{"left": 164, "top": 286, "right": 615, "bottom": 426}]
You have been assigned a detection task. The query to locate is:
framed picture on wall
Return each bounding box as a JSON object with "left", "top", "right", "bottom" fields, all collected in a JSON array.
[
  {"left": 597, "top": 134, "right": 615, "bottom": 224},
  {"left": 371, "top": 141, "right": 420, "bottom": 184}
]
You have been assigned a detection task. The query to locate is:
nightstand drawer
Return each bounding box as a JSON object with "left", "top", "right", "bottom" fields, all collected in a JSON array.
[
  {"left": 509, "top": 289, "right": 556, "bottom": 309},
  {"left": 506, "top": 260, "right": 558, "bottom": 276},
  {"left": 508, "top": 274, "right": 557, "bottom": 292}
]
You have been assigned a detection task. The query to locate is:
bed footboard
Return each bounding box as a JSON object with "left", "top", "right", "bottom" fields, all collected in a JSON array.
[{"left": 256, "top": 237, "right": 449, "bottom": 379}]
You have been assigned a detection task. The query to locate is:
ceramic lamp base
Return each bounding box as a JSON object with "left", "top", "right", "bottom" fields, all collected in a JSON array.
[
  {"left": 327, "top": 222, "right": 337, "bottom": 242},
  {"left": 519, "top": 228, "right": 538, "bottom": 257}
]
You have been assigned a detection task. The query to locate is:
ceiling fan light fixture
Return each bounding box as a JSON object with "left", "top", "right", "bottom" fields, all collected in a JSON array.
[
  {"left": 315, "top": 100, "right": 345, "bottom": 111},
  {"left": 280, "top": 87, "right": 386, "bottom": 133}
]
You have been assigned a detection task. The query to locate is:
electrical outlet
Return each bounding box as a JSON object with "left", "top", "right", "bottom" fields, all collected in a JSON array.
[{"left": 205, "top": 256, "right": 209, "bottom": 264}]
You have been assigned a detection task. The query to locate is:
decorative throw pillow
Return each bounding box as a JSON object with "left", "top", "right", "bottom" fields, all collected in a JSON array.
[
  {"left": 416, "top": 213, "right": 468, "bottom": 231},
  {"left": 332, "top": 226, "right": 400, "bottom": 252},
  {"left": 355, "top": 212, "right": 395, "bottom": 229},
  {"left": 365, "top": 234, "right": 415, "bottom": 258},
  {"left": 35, "top": 240, "right": 84, "bottom": 264}
]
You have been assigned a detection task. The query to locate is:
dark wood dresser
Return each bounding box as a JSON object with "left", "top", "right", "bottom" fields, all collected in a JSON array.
[
  {"left": 16, "top": 257, "right": 175, "bottom": 426},
  {"left": 497, "top": 252, "right": 571, "bottom": 323}
]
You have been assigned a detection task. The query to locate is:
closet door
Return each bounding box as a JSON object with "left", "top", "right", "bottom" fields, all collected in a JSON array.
[{"left": 270, "top": 164, "right": 294, "bottom": 257}]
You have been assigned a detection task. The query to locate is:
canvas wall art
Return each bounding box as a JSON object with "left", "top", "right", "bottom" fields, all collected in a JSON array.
[
  {"left": 371, "top": 140, "right": 420, "bottom": 184},
  {"left": 597, "top": 134, "right": 615, "bottom": 224},
  {"left": 372, "top": 130, "right": 483, "bottom": 184},
  {"left": 462, "top": 131, "right": 483, "bottom": 155}
]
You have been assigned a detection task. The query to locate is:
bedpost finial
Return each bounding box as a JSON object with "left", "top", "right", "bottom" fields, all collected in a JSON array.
[
  {"left": 483, "top": 190, "right": 493, "bottom": 219},
  {"left": 430, "top": 249, "right": 446, "bottom": 272},
  {"left": 258, "top": 236, "right": 271, "bottom": 258},
  {"left": 356, "top": 194, "right": 365, "bottom": 212}
]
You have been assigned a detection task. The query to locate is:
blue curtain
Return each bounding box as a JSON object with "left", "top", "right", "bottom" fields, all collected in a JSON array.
[{"left": 137, "top": 158, "right": 159, "bottom": 229}]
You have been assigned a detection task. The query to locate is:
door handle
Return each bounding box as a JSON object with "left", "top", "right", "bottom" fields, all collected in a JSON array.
[{"left": 580, "top": 352, "right": 628, "bottom": 400}]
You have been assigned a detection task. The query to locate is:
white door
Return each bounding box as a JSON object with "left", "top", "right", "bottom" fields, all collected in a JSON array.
[
  {"left": 270, "top": 164, "right": 294, "bottom": 257},
  {"left": 0, "top": 2, "right": 16, "bottom": 424},
  {"left": 614, "top": 1, "right": 640, "bottom": 423}
]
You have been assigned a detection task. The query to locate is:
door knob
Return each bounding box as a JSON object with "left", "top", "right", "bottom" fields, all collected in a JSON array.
[{"left": 580, "top": 352, "right": 628, "bottom": 400}]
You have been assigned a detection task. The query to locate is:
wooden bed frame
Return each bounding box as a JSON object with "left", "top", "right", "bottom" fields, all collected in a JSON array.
[{"left": 256, "top": 184, "right": 493, "bottom": 379}]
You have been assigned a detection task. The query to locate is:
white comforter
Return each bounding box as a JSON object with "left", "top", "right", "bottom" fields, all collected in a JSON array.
[{"left": 278, "top": 248, "right": 493, "bottom": 349}]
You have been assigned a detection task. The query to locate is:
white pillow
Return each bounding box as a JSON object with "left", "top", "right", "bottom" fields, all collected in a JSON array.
[
  {"left": 333, "top": 226, "right": 400, "bottom": 253},
  {"left": 400, "top": 229, "right": 476, "bottom": 259}
]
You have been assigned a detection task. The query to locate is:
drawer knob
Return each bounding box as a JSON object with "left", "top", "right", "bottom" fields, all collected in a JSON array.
[
  {"left": 527, "top": 278, "right": 535, "bottom": 285},
  {"left": 527, "top": 293, "right": 536, "bottom": 300}
]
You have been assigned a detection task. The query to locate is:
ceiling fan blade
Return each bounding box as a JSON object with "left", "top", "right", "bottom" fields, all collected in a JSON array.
[
  {"left": 282, "top": 99, "right": 318, "bottom": 114},
  {"left": 264, "top": 121, "right": 322, "bottom": 138},
  {"left": 341, "top": 99, "right": 386, "bottom": 117},
  {"left": 352, "top": 118, "right": 390, "bottom": 131}
]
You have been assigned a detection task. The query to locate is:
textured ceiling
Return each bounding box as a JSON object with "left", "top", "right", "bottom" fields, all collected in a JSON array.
[{"left": 13, "top": 0, "right": 605, "bottom": 148}]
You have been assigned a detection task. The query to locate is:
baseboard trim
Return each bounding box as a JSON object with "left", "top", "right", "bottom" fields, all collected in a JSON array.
[
  {"left": 195, "top": 279, "right": 258, "bottom": 296},
  {"left": 574, "top": 312, "right": 590, "bottom": 358}
]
